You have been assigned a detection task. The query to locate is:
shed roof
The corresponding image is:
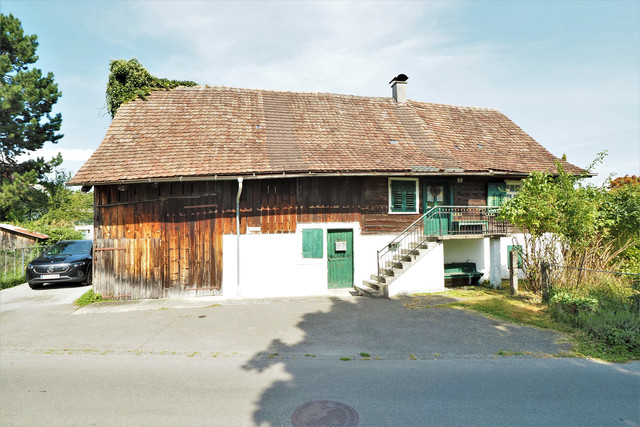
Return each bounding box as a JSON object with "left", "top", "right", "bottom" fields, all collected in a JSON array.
[
  {"left": 0, "top": 224, "right": 49, "bottom": 240},
  {"left": 69, "top": 86, "right": 584, "bottom": 185}
]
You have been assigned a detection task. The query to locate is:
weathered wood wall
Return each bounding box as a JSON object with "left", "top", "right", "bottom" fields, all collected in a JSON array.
[
  {"left": 0, "top": 229, "right": 46, "bottom": 249},
  {"left": 94, "top": 182, "right": 224, "bottom": 299},
  {"left": 93, "top": 176, "right": 500, "bottom": 298}
]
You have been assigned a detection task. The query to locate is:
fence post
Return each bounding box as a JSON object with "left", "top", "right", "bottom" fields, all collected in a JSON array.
[
  {"left": 541, "top": 262, "right": 550, "bottom": 302},
  {"left": 509, "top": 249, "right": 518, "bottom": 295}
]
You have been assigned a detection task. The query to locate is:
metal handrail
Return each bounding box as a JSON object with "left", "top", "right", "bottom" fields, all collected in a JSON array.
[{"left": 375, "top": 206, "right": 508, "bottom": 279}]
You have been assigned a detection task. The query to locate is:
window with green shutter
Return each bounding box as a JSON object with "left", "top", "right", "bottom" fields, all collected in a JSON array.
[
  {"left": 488, "top": 181, "right": 522, "bottom": 207},
  {"left": 302, "top": 229, "right": 323, "bottom": 258},
  {"left": 389, "top": 179, "right": 418, "bottom": 213},
  {"left": 487, "top": 182, "right": 507, "bottom": 207}
]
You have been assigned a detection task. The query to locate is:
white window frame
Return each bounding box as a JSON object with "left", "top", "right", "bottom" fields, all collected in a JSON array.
[
  {"left": 388, "top": 178, "right": 419, "bottom": 214},
  {"left": 505, "top": 180, "right": 523, "bottom": 200}
]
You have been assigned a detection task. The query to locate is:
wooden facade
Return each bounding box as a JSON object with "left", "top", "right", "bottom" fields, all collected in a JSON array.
[
  {"left": 93, "top": 176, "right": 503, "bottom": 298},
  {"left": 0, "top": 225, "right": 48, "bottom": 249}
]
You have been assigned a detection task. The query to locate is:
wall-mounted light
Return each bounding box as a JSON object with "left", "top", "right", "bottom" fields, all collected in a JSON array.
[{"left": 457, "top": 178, "right": 463, "bottom": 183}]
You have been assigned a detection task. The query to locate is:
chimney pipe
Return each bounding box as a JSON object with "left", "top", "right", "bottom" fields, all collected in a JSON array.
[{"left": 390, "top": 74, "right": 408, "bottom": 103}]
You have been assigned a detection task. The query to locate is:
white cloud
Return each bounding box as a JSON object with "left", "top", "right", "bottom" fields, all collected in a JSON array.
[{"left": 7, "top": 0, "right": 636, "bottom": 185}]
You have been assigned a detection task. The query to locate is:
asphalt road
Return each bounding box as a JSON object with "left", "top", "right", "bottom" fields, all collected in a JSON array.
[{"left": 1, "top": 284, "right": 639, "bottom": 426}]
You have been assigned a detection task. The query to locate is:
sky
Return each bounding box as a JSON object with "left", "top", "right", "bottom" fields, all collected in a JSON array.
[{"left": 2, "top": 0, "right": 639, "bottom": 186}]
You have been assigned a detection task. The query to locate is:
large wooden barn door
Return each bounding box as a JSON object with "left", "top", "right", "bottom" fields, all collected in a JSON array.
[
  {"left": 163, "top": 200, "right": 223, "bottom": 298},
  {"left": 93, "top": 183, "right": 223, "bottom": 299}
]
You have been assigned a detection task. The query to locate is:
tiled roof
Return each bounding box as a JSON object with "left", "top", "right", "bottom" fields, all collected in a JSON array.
[
  {"left": 0, "top": 223, "right": 49, "bottom": 240},
  {"left": 69, "top": 86, "right": 584, "bottom": 185}
]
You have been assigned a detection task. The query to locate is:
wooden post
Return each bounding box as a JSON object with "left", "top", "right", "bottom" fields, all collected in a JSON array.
[
  {"left": 541, "top": 262, "right": 550, "bottom": 302},
  {"left": 509, "top": 249, "right": 518, "bottom": 295}
]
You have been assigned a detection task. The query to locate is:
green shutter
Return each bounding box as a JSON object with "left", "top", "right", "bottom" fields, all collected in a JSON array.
[
  {"left": 507, "top": 245, "right": 523, "bottom": 269},
  {"left": 488, "top": 182, "right": 507, "bottom": 207},
  {"left": 391, "top": 180, "right": 417, "bottom": 212},
  {"left": 302, "top": 229, "right": 323, "bottom": 258}
]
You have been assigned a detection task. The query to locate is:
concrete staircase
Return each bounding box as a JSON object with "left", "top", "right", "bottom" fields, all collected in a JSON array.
[{"left": 354, "top": 241, "right": 438, "bottom": 298}]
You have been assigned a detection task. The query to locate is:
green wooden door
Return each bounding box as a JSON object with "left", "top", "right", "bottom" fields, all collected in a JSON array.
[
  {"left": 424, "top": 183, "right": 451, "bottom": 235},
  {"left": 327, "top": 229, "right": 354, "bottom": 288}
]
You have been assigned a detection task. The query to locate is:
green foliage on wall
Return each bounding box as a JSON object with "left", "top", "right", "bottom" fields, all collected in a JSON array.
[{"left": 105, "top": 58, "right": 197, "bottom": 118}]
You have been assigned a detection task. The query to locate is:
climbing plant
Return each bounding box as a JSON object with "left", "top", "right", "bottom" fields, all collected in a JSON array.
[{"left": 105, "top": 58, "right": 197, "bottom": 118}]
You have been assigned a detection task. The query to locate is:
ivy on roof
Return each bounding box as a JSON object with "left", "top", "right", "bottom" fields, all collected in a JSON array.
[{"left": 105, "top": 58, "right": 197, "bottom": 118}]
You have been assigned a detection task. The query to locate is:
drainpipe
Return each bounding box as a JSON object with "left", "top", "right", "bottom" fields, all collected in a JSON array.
[{"left": 236, "top": 177, "right": 243, "bottom": 296}]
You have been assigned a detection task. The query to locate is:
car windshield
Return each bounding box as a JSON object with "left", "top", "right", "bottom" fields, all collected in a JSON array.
[{"left": 45, "top": 241, "right": 92, "bottom": 256}]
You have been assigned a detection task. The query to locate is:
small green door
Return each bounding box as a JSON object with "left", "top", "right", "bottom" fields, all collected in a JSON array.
[
  {"left": 424, "top": 182, "right": 452, "bottom": 235},
  {"left": 327, "top": 229, "right": 354, "bottom": 288}
]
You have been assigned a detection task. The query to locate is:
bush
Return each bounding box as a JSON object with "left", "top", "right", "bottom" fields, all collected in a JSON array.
[
  {"left": 578, "top": 304, "right": 640, "bottom": 353},
  {"left": 0, "top": 272, "right": 25, "bottom": 289},
  {"left": 550, "top": 289, "right": 640, "bottom": 358},
  {"left": 549, "top": 291, "right": 599, "bottom": 315}
]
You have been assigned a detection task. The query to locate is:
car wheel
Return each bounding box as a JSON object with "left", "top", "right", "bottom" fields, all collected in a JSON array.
[
  {"left": 28, "top": 282, "right": 43, "bottom": 290},
  {"left": 84, "top": 267, "right": 93, "bottom": 286}
]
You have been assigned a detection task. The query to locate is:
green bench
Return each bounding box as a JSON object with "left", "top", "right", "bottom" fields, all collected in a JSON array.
[{"left": 444, "top": 262, "right": 483, "bottom": 286}]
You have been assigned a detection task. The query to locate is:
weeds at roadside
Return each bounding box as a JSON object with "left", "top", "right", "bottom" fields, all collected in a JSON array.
[
  {"left": 410, "top": 286, "right": 639, "bottom": 363},
  {"left": 74, "top": 289, "right": 104, "bottom": 307},
  {"left": 0, "top": 272, "right": 25, "bottom": 290}
]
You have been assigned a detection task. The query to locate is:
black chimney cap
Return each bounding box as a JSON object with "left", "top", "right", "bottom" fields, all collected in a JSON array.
[{"left": 389, "top": 74, "right": 409, "bottom": 84}]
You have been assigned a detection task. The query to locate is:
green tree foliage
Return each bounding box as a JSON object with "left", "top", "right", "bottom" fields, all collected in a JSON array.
[
  {"left": 106, "top": 58, "right": 197, "bottom": 118},
  {"left": 500, "top": 152, "right": 640, "bottom": 291},
  {"left": 0, "top": 163, "right": 93, "bottom": 243},
  {"left": 0, "top": 169, "right": 48, "bottom": 221},
  {"left": 602, "top": 178, "right": 640, "bottom": 273},
  {"left": 1, "top": 13, "right": 62, "bottom": 179}
]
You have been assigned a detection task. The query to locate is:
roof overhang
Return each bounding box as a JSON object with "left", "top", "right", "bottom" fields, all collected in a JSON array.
[{"left": 67, "top": 169, "right": 542, "bottom": 187}]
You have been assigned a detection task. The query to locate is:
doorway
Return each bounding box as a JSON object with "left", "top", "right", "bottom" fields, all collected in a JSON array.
[
  {"left": 423, "top": 181, "right": 452, "bottom": 235},
  {"left": 327, "top": 229, "right": 354, "bottom": 288}
]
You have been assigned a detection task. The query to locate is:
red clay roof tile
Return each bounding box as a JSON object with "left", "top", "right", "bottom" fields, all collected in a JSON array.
[{"left": 69, "top": 86, "right": 584, "bottom": 185}]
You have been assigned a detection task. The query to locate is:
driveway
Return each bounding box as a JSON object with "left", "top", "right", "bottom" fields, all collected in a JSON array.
[
  {"left": 0, "top": 282, "right": 89, "bottom": 313},
  {"left": 1, "top": 286, "right": 639, "bottom": 426},
  {"left": 0, "top": 288, "right": 571, "bottom": 359}
]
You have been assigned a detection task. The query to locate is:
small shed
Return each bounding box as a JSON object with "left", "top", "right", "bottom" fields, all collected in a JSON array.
[{"left": 0, "top": 224, "right": 49, "bottom": 249}]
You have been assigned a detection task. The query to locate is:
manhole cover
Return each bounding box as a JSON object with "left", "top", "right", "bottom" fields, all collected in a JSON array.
[{"left": 291, "top": 400, "right": 359, "bottom": 427}]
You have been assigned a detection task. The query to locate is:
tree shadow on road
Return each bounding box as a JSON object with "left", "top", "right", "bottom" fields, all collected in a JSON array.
[{"left": 241, "top": 294, "right": 571, "bottom": 425}]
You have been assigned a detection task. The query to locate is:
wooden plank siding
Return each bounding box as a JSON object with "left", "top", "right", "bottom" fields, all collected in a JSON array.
[{"left": 93, "top": 176, "right": 496, "bottom": 298}]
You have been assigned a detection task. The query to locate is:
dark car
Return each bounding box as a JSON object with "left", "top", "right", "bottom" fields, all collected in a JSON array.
[{"left": 26, "top": 240, "right": 93, "bottom": 289}]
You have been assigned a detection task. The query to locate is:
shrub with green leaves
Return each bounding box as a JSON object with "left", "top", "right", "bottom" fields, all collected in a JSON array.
[{"left": 549, "top": 291, "right": 599, "bottom": 315}]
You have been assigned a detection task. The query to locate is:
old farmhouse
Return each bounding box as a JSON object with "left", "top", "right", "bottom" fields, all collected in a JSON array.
[{"left": 69, "top": 78, "right": 584, "bottom": 299}]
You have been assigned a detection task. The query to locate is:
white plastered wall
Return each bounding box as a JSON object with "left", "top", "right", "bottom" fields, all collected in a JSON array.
[
  {"left": 222, "top": 222, "right": 398, "bottom": 298},
  {"left": 443, "top": 238, "right": 491, "bottom": 282},
  {"left": 443, "top": 235, "right": 528, "bottom": 288},
  {"left": 388, "top": 242, "right": 445, "bottom": 296},
  {"left": 222, "top": 223, "right": 529, "bottom": 297}
]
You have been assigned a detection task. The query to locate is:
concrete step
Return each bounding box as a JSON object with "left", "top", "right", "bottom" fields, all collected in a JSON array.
[
  {"left": 361, "top": 279, "right": 381, "bottom": 291},
  {"left": 354, "top": 281, "right": 386, "bottom": 298},
  {"left": 392, "top": 254, "right": 413, "bottom": 262},
  {"left": 401, "top": 249, "right": 419, "bottom": 256},
  {"left": 370, "top": 274, "right": 386, "bottom": 283}
]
